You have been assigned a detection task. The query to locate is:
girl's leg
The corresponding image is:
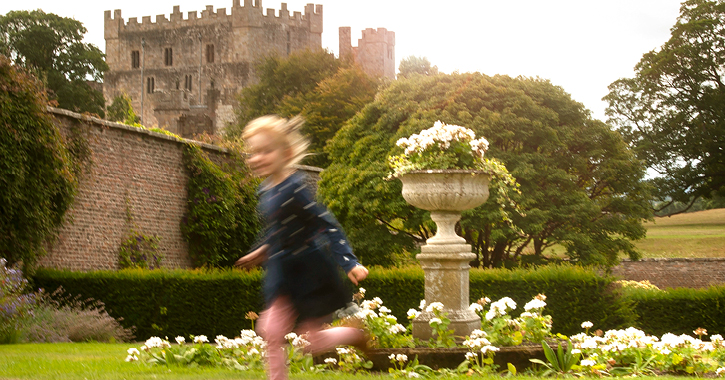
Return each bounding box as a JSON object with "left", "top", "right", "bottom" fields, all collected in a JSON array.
[
  {"left": 257, "top": 295, "right": 297, "bottom": 380},
  {"left": 298, "top": 316, "right": 366, "bottom": 355}
]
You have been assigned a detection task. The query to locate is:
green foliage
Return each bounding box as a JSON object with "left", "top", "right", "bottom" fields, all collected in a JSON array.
[
  {"left": 0, "top": 9, "right": 108, "bottom": 117},
  {"left": 604, "top": 0, "right": 725, "bottom": 213},
  {"left": 118, "top": 232, "right": 162, "bottom": 270},
  {"left": 107, "top": 93, "right": 141, "bottom": 126},
  {"left": 181, "top": 143, "right": 261, "bottom": 268},
  {"left": 32, "top": 268, "right": 266, "bottom": 340},
  {"left": 230, "top": 50, "right": 378, "bottom": 167},
  {"left": 530, "top": 338, "right": 581, "bottom": 377},
  {"left": 397, "top": 56, "right": 438, "bottom": 79},
  {"left": 625, "top": 285, "right": 725, "bottom": 336},
  {"left": 0, "top": 56, "right": 79, "bottom": 269},
  {"left": 321, "top": 72, "right": 652, "bottom": 267}
]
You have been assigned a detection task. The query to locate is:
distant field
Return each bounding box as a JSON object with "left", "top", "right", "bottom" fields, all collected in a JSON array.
[{"left": 636, "top": 208, "right": 725, "bottom": 258}]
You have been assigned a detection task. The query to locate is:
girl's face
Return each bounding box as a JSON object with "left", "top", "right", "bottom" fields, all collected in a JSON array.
[{"left": 246, "top": 131, "right": 291, "bottom": 179}]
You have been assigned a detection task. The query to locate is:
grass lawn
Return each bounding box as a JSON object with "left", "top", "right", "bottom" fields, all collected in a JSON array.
[
  {"left": 0, "top": 342, "right": 705, "bottom": 380},
  {"left": 636, "top": 208, "right": 725, "bottom": 258}
]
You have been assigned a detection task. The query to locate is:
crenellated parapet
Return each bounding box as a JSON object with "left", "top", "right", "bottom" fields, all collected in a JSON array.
[
  {"left": 104, "top": 2, "right": 322, "bottom": 34},
  {"left": 359, "top": 27, "right": 395, "bottom": 46},
  {"left": 339, "top": 26, "right": 395, "bottom": 79}
]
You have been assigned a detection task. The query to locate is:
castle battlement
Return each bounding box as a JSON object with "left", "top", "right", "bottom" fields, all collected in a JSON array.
[
  {"left": 359, "top": 28, "right": 395, "bottom": 45},
  {"left": 104, "top": 1, "right": 322, "bottom": 35}
]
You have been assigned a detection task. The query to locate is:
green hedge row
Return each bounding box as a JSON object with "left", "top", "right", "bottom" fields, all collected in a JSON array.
[
  {"left": 33, "top": 265, "right": 639, "bottom": 340},
  {"left": 626, "top": 285, "right": 725, "bottom": 337}
]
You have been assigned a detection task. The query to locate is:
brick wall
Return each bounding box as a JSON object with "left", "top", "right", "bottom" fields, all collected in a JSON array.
[{"left": 611, "top": 258, "right": 725, "bottom": 289}]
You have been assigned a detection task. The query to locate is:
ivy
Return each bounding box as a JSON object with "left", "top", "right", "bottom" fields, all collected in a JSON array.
[{"left": 181, "top": 143, "right": 261, "bottom": 268}]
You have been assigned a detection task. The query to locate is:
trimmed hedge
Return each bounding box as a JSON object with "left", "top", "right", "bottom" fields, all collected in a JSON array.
[
  {"left": 32, "top": 268, "right": 265, "bottom": 340},
  {"left": 626, "top": 285, "right": 725, "bottom": 337},
  {"left": 33, "top": 265, "right": 636, "bottom": 340}
]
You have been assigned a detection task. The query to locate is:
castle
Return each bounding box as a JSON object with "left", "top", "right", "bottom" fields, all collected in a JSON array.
[{"left": 103, "top": 1, "right": 395, "bottom": 137}]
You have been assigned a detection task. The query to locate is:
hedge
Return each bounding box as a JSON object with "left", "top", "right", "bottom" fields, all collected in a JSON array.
[
  {"left": 625, "top": 285, "right": 725, "bottom": 337},
  {"left": 33, "top": 265, "right": 639, "bottom": 340}
]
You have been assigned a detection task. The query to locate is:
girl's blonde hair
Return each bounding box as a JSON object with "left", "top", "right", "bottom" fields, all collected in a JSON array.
[{"left": 242, "top": 115, "right": 309, "bottom": 168}]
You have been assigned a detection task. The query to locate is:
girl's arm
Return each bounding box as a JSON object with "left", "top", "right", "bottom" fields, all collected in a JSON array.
[{"left": 234, "top": 244, "right": 269, "bottom": 269}]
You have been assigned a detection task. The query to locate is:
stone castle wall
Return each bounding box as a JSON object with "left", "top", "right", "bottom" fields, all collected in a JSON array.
[
  {"left": 339, "top": 27, "right": 395, "bottom": 79},
  {"left": 104, "top": 1, "right": 323, "bottom": 135}
]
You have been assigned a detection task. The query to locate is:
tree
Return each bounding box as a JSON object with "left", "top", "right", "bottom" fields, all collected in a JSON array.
[
  {"left": 0, "top": 10, "right": 107, "bottom": 117},
  {"left": 230, "top": 50, "right": 378, "bottom": 167},
  {"left": 319, "top": 73, "right": 652, "bottom": 267},
  {"left": 0, "top": 56, "right": 78, "bottom": 269},
  {"left": 107, "top": 93, "right": 141, "bottom": 126},
  {"left": 604, "top": 0, "right": 725, "bottom": 213},
  {"left": 232, "top": 49, "right": 341, "bottom": 129},
  {"left": 398, "top": 56, "right": 438, "bottom": 79}
]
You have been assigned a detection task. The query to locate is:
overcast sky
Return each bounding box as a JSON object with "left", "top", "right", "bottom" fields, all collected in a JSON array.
[{"left": 1, "top": 0, "right": 684, "bottom": 121}]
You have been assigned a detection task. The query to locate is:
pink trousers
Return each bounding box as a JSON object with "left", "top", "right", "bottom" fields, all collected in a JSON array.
[{"left": 256, "top": 295, "right": 363, "bottom": 380}]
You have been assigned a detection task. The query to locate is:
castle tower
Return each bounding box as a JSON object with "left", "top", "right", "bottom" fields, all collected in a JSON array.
[
  {"left": 339, "top": 27, "right": 395, "bottom": 79},
  {"left": 103, "top": 1, "right": 323, "bottom": 136}
]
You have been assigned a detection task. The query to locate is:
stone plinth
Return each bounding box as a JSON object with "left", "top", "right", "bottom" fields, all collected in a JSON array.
[{"left": 412, "top": 244, "right": 479, "bottom": 340}]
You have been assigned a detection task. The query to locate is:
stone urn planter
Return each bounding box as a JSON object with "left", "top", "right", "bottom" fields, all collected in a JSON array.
[{"left": 399, "top": 170, "right": 490, "bottom": 340}]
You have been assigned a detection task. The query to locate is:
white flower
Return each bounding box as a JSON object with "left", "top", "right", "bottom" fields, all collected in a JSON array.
[
  {"left": 249, "top": 348, "right": 260, "bottom": 355},
  {"left": 336, "top": 347, "right": 350, "bottom": 355},
  {"left": 358, "top": 287, "right": 366, "bottom": 296},
  {"left": 426, "top": 302, "right": 444, "bottom": 313},
  {"left": 481, "top": 345, "right": 499, "bottom": 355},
  {"left": 716, "top": 367, "right": 725, "bottom": 376},
  {"left": 407, "top": 309, "right": 420, "bottom": 319},
  {"left": 325, "top": 358, "right": 338, "bottom": 365},
  {"left": 469, "top": 303, "right": 483, "bottom": 313},
  {"left": 419, "top": 300, "right": 426, "bottom": 310},
  {"left": 519, "top": 312, "right": 535, "bottom": 318},
  {"left": 389, "top": 324, "right": 406, "bottom": 334},
  {"left": 470, "top": 329, "right": 488, "bottom": 339},
  {"left": 660, "top": 348, "right": 671, "bottom": 355},
  {"left": 175, "top": 336, "right": 185, "bottom": 345},
  {"left": 429, "top": 318, "right": 442, "bottom": 326},
  {"left": 145, "top": 337, "right": 165, "bottom": 348},
  {"left": 284, "top": 332, "right": 298, "bottom": 341},
  {"left": 194, "top": 335, "right": 208, "bottom": 344},
  {"left": 465, "top": 352, "right": 478, "bottom": 360},
  {"left": 395, "top": 354, "right": 408, "bottom": 362},
  {"left": 125, "top": 354, "right": 138, "bottom": 362},
  {"left": 407, "top": 372, "right": 420, "bottom": 378},
  {"left": 524, "top": 298, "right": 546, "bottom": 311},
  {"left": 581, "top": 321, "right": 594, "bottom": 329},
  {"left": 379, "top": 306, "right": 392, "bottom": 314},
  {"left": 580, "top": 359, "right": 596, "bottom": 367},
  {"left": 389, "top": 353, "right": 396, "bottom": 360},
  {"left": 127, "top": 348, "right": 139, "bottom": 355},
  {"left": 571, "top": 349, "right": 581, "bottom": 354},
  {"left": 711, "top": 334, "right": 724, "bottom": 343},
  {"left": 372, "top": 297, "right": 383, "bottom": 306}
]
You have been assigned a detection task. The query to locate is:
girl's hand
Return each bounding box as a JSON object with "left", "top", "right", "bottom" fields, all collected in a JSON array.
[
  {"left": 347, "top": 265, "right": 368, "bottom": 285},
  {"left": 234, "top": 245, "right": 269, "bottom": 269}
]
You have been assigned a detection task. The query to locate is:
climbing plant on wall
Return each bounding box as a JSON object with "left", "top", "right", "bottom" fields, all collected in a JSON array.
[{"left": 181, "top": 142, "right": 261, "bottom": 268}]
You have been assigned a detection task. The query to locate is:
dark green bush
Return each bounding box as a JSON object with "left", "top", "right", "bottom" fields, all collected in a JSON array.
[
  {"left": 33, "top": 264, "right": 636, "bottom": 340},
  {"left": 0, "top": 56, "right": 80, "bottom": 269},
  {"left": 625, "top": 285, "right": 725, "bottom": 336},
  {"left": 33, "top": 268, "right": 265, "bottom": 340},
  {"left": 181, "top": 143, "right": 261, "bottom": 268}
]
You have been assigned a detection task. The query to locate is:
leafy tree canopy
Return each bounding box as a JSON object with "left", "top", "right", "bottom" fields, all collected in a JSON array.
[
  {"left": 107, "top": 93, "right": 141, "bottom": 126},
  {"left": 230, "top": 49, "right": 378, "bottom": 167},
  {"left": 0, "top": 9, "right": 107, "bottom": 117},
  {"left": 320, "top": 72, "right": 652, "bottom": 267},
  {"left": 398, "top": 56, "right": 438, "bottom": 79},
  {"left": 604, "top": 0, "right": 725, "bottom": 213}
]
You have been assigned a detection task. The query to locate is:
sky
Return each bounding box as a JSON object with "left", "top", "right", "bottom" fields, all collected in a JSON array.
[{"left": 1, "top": 0, "right": 685, "bottom": 121}]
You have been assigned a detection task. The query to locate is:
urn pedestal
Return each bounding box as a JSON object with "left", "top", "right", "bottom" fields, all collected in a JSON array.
[{"left": 399, "top": 170, "right": 490, "bottom": 340}]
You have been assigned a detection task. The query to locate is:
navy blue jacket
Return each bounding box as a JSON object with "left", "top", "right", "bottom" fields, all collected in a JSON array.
[{"left": 255, "top": 171, "right": 359, "bottom": 320}]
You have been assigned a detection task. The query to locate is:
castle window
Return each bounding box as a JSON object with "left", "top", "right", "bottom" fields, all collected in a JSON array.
[
  {"left": 131, "top": 51, "right": 140, "bottom": 69},
  {"left": 206, "top": 44, "right": 214, "bottom": 63},
  {"left": 147, "top": 77, "right": 155, "bottom": 93},
  {"left": 184, "top": 75, "right": 192, "bottom": 91},
  {"left": 164, "top": 48, "right": 173, "bottom": 66},
  {"left": 176, "top": 79, "right": 180, "bottom": 90},
  {"left": 286, "top": 31, "right": 291, "bottom": 56}
]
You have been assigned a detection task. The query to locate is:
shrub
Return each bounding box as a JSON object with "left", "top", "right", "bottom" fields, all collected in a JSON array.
[
  {"left": 20, "top": 287, "right": 134, "bottom": 343},
  {"left": 181, "top": 143, "right": 261, "bottom": 267},
  {"left": 0, "top": 56, "right": 79, "bottom": 269},
  {"left": 0, "top": 258, "right": 37, "bottom": 343},
  {"left": 625, "top": 285, "right": 725, "bottom": 336},
  {"left": 118, "top": 231, "right": 162, "bottom": 269}
]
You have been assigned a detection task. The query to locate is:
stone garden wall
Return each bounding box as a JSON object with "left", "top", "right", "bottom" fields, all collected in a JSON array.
[
  {"left": 611, "top": 258, "right": 725, "bottom": 289},
  {"left": 41, "top": 107, "right": 322, "bottom": 271}
]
